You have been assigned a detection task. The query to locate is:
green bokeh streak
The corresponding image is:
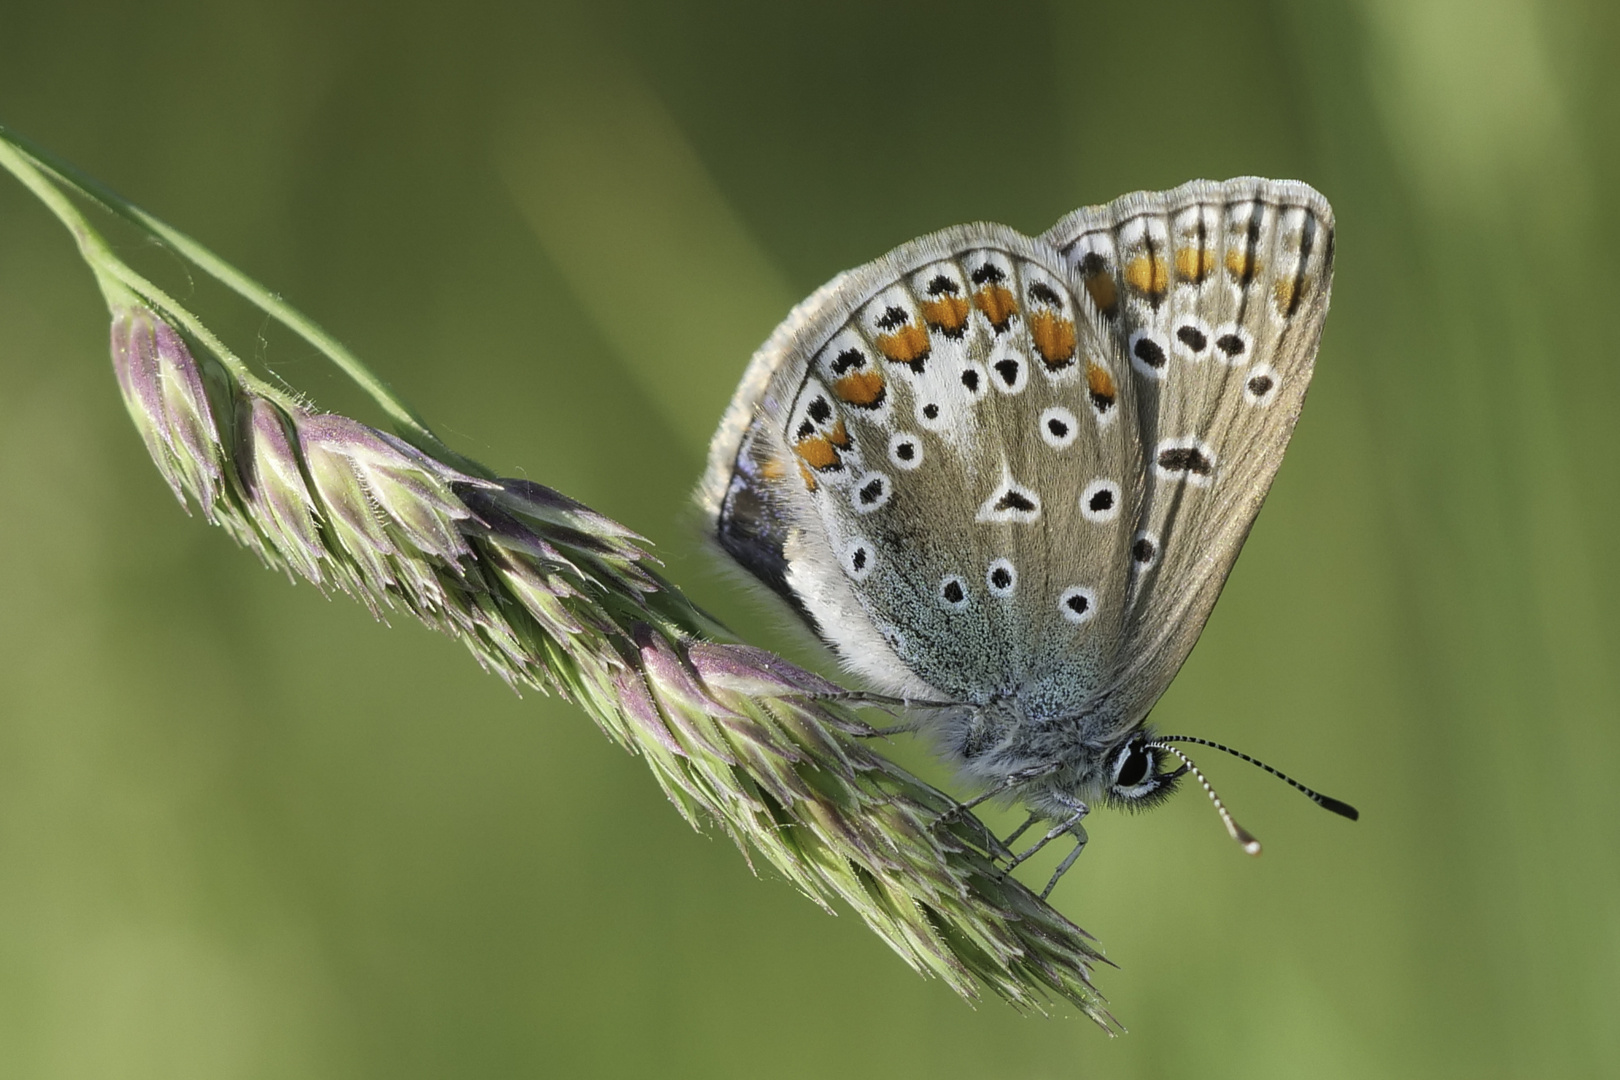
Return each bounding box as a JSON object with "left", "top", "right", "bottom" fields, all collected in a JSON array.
[{"left": 1, "top": 0, "right": 1618, "bottom": 1076}]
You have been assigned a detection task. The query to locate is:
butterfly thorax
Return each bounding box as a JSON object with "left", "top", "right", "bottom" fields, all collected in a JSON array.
[{"left": 928, "top": 691, "right": 1139, "bottom": 800}]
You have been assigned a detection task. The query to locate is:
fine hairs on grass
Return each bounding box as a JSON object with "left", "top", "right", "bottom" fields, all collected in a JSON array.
[{"left": 0, "top": 124, "right": 1118, "bottom": 1029}]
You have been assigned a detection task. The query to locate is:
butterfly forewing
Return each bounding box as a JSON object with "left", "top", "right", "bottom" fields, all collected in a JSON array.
[{"left": 1041, "top": 178, "right": 1335, "bottom": 728}]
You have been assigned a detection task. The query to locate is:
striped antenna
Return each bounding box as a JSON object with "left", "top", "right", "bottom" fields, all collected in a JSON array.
[
  {"left": 1146, "top": 743, "right": 1263, "bottom": 855},
  {"left": 1155, "top": 735, "right": 1360, "bottom": 821}
]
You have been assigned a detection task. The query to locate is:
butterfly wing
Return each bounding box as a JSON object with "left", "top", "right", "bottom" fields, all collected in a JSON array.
[
  {"left": 1040, "top": 178, "right": 1335, "bottom": 732},
  {"left": 698, "top": 225, "right": 1147, "bottom": 712}
]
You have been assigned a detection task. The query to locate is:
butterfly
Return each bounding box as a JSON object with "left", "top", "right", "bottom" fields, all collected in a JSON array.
[{"left": 698, "top": 178, "right": 1356, "bottom": 896}]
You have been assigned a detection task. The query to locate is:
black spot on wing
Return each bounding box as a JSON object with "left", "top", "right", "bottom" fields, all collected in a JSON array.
[
  {"left": 1134, "top": 337, "right": 1167, "bottom": 369},
  {"left": 875, "top": 306, "right": 909, "bottom": 331},
  {"left": 1157, "top": 446, "right": 1214, "bottom": 476},
  {"left": 993, "top": 490, "right": 1036, "bottom": 513},
  {"left": 830, "top": 349, "right": 864, "bottom": 374}
]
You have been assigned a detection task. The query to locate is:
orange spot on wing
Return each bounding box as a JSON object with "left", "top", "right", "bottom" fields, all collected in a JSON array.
[
  {"left": 1274, "top": 276, "right": 1298, "bottom": 312},
  {"left": 1174, "top": 246, "right": 1216, "bottom": 283},
  {"left": 1084, "top": 272, "right": 1118, "bottom": 317},
  {"left": 919, "top": 295, "right": 970, "bottom": 337},
  {"left": 973, "top": 285, "right": 1018, "bottom": 332},
  {"left": 1226, "top": 247, "right": 1262, "bottom": 282},
  {"left": 1029, "top": 310, "right": 1077, "bottom": 369},
  {"left": 875, "top": 324, "right": 931, "bottom": 366},
  {"left": 1086, "top": 361, "right": 1117, "bottom": 409},
  {"left": 826, "top": 418, "right": 851, "bottom": 448},
  {"left": 1124, "top": 255, "right": 1169, "bottom": 299},
  {"left": 794, "top": 434, "right": 842, "bottom": 472},
  {"left": 760, "top": 457, "right": 787, "bottom": 481},
  {"left": 833, "top": 369, "right": 886, "bottom": 408}
]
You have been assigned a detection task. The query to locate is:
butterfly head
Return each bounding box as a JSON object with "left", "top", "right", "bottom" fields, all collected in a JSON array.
[{"left": 1100, "top": 732, "right": 1185, "bottom": 812}]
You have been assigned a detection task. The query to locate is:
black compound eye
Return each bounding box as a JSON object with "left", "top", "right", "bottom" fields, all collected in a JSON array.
[{"left": 1114, "top": 745, "right": 1150, "bottom": 788}]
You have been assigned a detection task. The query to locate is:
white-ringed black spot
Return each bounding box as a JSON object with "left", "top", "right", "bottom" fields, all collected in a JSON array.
[
  {"left": 970, "top": 263, "right": 1006, "bottom": 285},
  {"left": 1211, "top": 322, "right": 1252, "bottom": 364},
  {"left": 1039, "top": 406, "right": 1079, "bottom": 450},
  {"left": 852, "top": 472, "right": 892, "bottom": 514},
  {"left": 988, "top": 343, "right": 1031, "bottom": 394},
  {"left": 961, "top": 368, "right": 980, "bottom": 392},
  {"left": 976, "top": 474, "right": 1042, "bottom": 523},
  {"left": 1131, "top": 531, "right": 1160, "bottom": 571},
  {"left": 1154, "top": 437, "right": 1217, "bottom": 486},
  {"left": 1058, "top": 585, "right": 1097, "bottom": 625},
  {"left": 1244, "top": 364, "right": 1279, "bottom": 405},
  {"left": 1172, "top": 317, "right": 1214, "bottom": 363},
  {"left": 1079, "top": 478, "right": 1120, "bottom": 523},
  {"left": 917, "top": 398, "right": 948, "bottom": 432},
  {"left": 1158, "top": 446, "right": 1214, "bottom": 475},
  {"left": 939, "top": 575, "right": 969, "bottom": 611},
  {"left": 1128, "top": 330, "right": 1170, "bottom": 380},
  {"left": 926, "top": 275, "right": 959, "bottom": 297},
  {"left": 841, "top": 537, "right": 874, "bottom": 581},
  {"left": 795, "top": 419, "right": 815, "bottom": 441},
  {"left": 888, "top": 431, "right": 923, "bottom": 470},
  {"left": 807, "top": 396, "right": 832, "bottom": 424},
  {"left": 987, "top": 558, "right": 1017, "bottom": 596}
]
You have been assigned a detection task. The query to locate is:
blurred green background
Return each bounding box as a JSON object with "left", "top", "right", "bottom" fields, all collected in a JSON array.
[{"left": 2, "top": 0, "right": 1617, "bottom": 1076}]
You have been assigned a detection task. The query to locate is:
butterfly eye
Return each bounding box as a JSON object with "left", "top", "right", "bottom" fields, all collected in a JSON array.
[{"left": 1110, "top": 742, "right": 1159, "bottom": 795}]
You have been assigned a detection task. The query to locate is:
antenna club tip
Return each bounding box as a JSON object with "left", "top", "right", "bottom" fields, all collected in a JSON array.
[
  {"left": 1228, "top": 822, "right": 1262, "bottom": 855},
  {"left": 1320, "top": 796, "right": 1360, "bottom": 821}
]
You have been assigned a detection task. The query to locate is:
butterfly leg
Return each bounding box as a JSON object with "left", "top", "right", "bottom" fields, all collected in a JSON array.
[
  {"left": 1001, "top": 812, "right": 1041, "bottom": 849},
  {"left": 816, "top": 691, "right": 958, "bottom": 737},
  {"left": 1039, "top": 831, "right": 1090, "bottom": 900},
  {"left": 819, "top": 691, "right": 960, "bottom": 712},
  {"left": 933, "top": 764, "right": 1060, "bottom": 827},
  {"left": 856, "top": 722, "right": 916, "bottom": 737},
  {"left": 1001, "top": 795, "right": 1090, "bottom": 891}
]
